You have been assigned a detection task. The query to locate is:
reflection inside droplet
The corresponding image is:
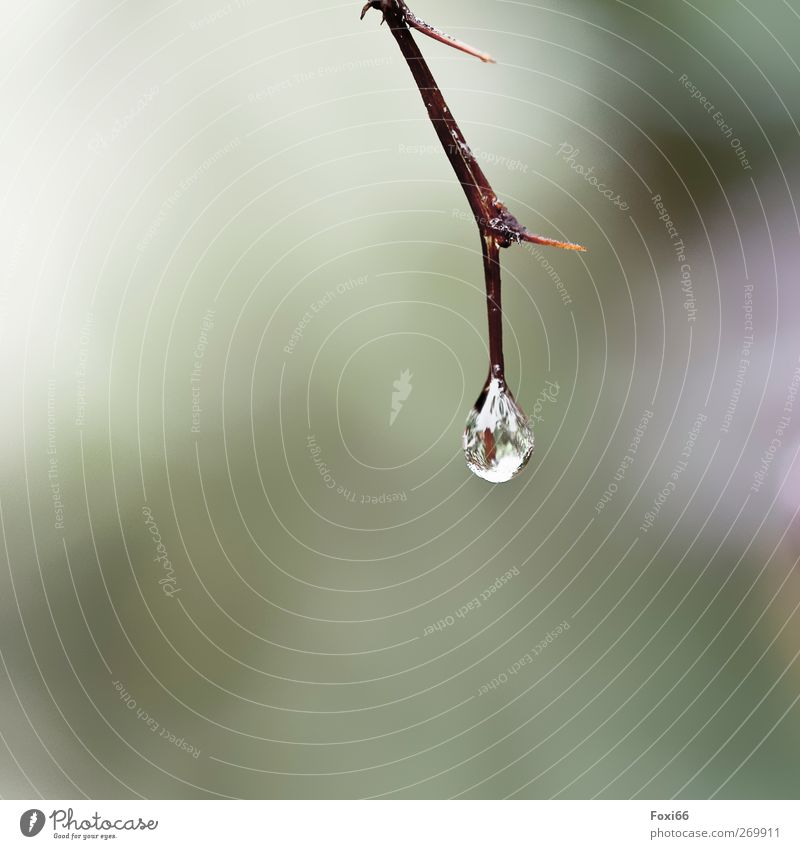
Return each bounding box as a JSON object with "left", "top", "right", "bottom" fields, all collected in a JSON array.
[{"left": 463, "top": 375, "right": 534, "bottom": 483}]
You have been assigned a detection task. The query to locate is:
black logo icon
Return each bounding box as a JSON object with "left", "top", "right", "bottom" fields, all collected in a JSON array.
[{"left": 19, "top": 809, "right": 46, "bottom": 837}]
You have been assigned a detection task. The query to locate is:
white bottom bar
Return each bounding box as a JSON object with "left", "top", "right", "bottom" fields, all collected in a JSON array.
[{"left": 2, "top": 800, "right": 796, "bottom": 847}]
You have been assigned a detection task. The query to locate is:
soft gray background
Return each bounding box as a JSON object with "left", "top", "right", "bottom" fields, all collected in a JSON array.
[{"left": 1, "top": 0, "right": 800, "bottom": 798}]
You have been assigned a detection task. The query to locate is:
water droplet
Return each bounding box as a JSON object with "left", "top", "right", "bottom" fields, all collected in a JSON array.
[{"left": 463, "top": 375, "right": 534, "bottom": 483}]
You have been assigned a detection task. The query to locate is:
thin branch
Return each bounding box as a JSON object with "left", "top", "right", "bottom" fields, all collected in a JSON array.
[
  {"left": 361, "top": 0, "right": 584, "bottom": 376},
  {"left": 361, "top": 0, "right": 585, "bottom": 254},
  {"left": 481, "top": 232, "right": 505, "bottom": 376}
]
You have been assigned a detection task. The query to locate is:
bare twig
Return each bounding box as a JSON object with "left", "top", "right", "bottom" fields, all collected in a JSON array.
[{"left": 361, "top": 0, "right": 585, "bottom": 377}]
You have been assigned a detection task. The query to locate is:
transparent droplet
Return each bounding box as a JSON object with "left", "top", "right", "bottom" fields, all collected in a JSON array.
[{"left": 463, "top": 375, "right": 534, "bottom": 483}]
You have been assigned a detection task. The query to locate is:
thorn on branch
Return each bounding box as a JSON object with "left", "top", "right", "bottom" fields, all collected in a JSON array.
[
  {"left": 362, "top": 0, "right": 494, "bottom": 62},
  {"left": 359, "top": 0, "right": 585, "bottom": 254}
]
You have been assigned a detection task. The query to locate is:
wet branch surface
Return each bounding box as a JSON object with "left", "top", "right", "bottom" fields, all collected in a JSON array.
[{"left": 361, "top": 0, "right": 585, "bottom": 379}]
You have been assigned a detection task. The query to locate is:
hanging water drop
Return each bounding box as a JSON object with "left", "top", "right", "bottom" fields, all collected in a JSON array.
[
  {"left": 360, "top": 1, "right": 584, "bottom": 486},
  {"left": 463, "top": 374, "right": 534, "bottom": 483}
]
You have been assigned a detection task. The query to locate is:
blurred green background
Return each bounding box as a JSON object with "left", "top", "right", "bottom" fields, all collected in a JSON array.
[{"left": 1, "top": 0, "right": 800, "bottom": 799}]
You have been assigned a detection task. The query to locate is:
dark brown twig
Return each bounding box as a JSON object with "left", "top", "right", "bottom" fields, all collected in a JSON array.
[{"left": 361, "top": 0, "right": 585, "bottom": 378}]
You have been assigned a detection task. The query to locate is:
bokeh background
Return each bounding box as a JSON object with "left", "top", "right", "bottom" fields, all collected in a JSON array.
[{"left": 1, "top": 0, "right": 800, "bottom": 799}]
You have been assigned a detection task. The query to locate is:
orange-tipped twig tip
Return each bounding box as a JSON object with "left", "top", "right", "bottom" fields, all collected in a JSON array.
[
  {"left": 361, "top": 1, "right": 496, "bottom": 63},
  {"left": 521, "top": 232, "right": 587, "bottom": 252},
  {"left": 405, "top": 12, "right": 495, "bottom": 64}
]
